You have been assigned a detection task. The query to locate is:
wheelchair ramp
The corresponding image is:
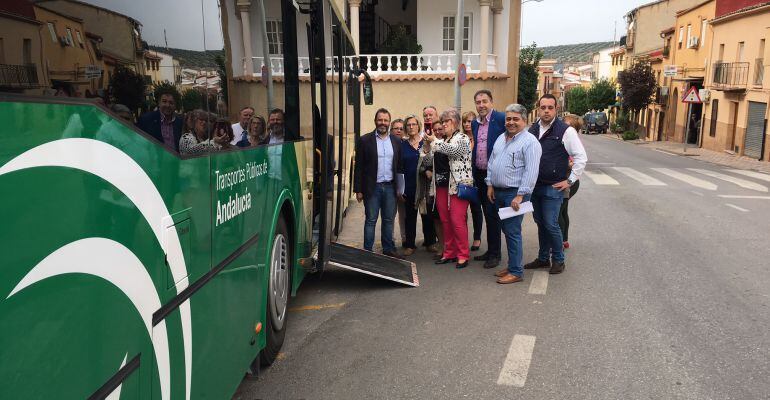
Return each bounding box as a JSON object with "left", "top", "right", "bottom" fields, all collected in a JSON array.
[{"left": 328, "top": 243, "right": 419, "bottom": 287}]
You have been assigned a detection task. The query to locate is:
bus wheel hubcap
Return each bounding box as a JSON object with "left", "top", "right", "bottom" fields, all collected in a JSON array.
[{"left": 270, "top": 233, "right": 288, "bottom": 331}]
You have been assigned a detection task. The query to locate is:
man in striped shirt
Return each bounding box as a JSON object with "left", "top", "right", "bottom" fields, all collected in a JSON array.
[{"left": 485, "top": 104, "right": 542, "bottom": 284}]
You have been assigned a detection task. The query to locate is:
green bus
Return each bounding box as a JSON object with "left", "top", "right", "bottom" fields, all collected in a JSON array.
[{"left": 0, "top": 0, "right": 415, "bottom": 398}]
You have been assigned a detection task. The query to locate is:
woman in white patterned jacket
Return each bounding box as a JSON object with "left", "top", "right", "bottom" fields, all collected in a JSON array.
[{"left": 424, "top": 108, "right": 473, "bottom": 269}]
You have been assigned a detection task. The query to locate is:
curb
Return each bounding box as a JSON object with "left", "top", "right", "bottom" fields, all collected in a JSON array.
[{"left": 654, "top": 148, "right": 700, "bottom": 157}]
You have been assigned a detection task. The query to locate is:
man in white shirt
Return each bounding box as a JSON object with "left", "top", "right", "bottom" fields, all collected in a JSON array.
[
  {"left": 231, "top": 106, "right": 255, "bottom": 145},
  {"left": 523, "top": 94, "right": 588, "bottom": 275}
]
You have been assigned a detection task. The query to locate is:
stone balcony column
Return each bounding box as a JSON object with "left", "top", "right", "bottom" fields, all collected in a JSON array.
[
  {"left": 491, "top": 2, "right": 504, "bottom": 71},
  {"left": 479, "top": 0, "right": 492, "bottom": 72},
  {"left": 349, "top": 0, "right": 362, "bottom": 53},
  {"left": 237, "top": 0, "right": 254, "bottom": 75}
]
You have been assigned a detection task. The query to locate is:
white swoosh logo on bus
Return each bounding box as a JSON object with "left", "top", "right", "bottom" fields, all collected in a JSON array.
[{"left": 0, "top": 138, "right": 192, "bottom": 400}]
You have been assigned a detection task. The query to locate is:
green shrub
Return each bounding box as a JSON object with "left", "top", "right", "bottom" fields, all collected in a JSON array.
[{"left": 622, "top": 130, "right": 639, "bottom": 141}]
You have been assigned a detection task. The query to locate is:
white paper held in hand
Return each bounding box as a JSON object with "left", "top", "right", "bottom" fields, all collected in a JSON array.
[{"left": 498, "top": 201, "right": 534, "bottom": 220}]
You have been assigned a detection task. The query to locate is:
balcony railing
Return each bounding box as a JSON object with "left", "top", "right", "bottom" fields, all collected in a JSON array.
[
  {"left": 242, "top": 53, "right": 499, "bottom": 78},
  {"left": 754, "top": 58, "right": 764, "bottom": 86},
  {"left": 712, "top": 61, "right": 749, "bottom": 91},
  {"left": 0, "top": 63, "right": 39, "bottom": 88}
]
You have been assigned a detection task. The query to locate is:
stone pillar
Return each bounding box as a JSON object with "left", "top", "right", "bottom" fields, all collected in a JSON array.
[
  {"left": 349, "top": 0, "right": 362, "bottom": 53},
  {"left": 479, "top": 0, "right": 492, "bottom": 72},
  {"left": 492, "top": 3, "right": 504, "bottom": 72},
  {"left": 237, "top": 1, "right": 254, "bottom": 75}
]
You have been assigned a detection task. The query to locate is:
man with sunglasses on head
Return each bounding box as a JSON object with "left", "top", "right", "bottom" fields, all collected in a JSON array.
[{"left": 524, "top": 94, "right": 587, "bottom": 275}]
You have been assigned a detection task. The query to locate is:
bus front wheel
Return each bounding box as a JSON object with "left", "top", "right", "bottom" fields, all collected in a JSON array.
[{"left": 261, "top": 216, "right": 290, "bottom": 366}]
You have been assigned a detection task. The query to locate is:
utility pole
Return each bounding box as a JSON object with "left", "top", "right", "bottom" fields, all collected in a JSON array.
[{"left": 453, "top": 0, "right": 464, "bottom": 111}]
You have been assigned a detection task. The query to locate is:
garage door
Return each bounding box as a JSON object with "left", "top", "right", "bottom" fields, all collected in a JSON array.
[{"left": 744, "top": 101, "right": 767, "bottom": 160}]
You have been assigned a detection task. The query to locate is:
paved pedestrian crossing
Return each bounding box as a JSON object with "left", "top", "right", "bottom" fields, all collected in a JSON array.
[{"left": 581, "top": 167, "right": 770, "bottom": 193}]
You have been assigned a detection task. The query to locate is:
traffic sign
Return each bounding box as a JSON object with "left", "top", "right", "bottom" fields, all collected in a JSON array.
[
  {"left": 682, "top": 86, "right": 702, "bottom": 103},
  {"left": 84, "top": 64, "right": 102, "bottom": 79},
  {"left": 458, "top": 63, "right": 467, "bottom": 86},
  {"left": 664, "top": 65, "right": 678, "bottom": 77}
]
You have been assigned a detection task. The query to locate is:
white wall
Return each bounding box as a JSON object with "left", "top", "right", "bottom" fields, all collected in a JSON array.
[{"left": 597, "top": 47, "right": 614, "bottom": 80}]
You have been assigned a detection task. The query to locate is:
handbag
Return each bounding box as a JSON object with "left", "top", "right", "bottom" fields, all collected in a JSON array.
[
  {"left": 451, "top": 167, "right": 479, "bottom": 204},
  {"left": 457, "top": 182, "right": 479, "bottom": 204}
]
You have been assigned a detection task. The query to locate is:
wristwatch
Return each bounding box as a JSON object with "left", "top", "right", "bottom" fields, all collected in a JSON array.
[{"left": 567, "top": 178, "right": 575, "bottom": 186}]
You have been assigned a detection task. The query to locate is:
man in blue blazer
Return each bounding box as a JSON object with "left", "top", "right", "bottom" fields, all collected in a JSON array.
[
  {"left": 471, "top": 89, "right": 507, "bottom": 268},
  {"left": 137, "top": 88, "right": 184, "bottom": 152}
]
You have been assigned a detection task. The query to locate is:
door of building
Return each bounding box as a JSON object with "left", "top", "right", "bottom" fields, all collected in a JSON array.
[
  {"left": 727, "top": 101, "right": 739, "bottom": 152},
  {"left": 743, "top": 101, "right": 767, "bottom": 160}
]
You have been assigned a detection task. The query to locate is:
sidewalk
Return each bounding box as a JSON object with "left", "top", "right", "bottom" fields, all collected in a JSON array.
[{"left": 599, "top": 133, "right": 770, "bottom": 174}]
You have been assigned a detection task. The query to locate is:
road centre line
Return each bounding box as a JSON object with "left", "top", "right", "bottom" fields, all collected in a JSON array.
[
  {"left": 583, "top": 170, "right": 620, "bottom": 185},
  {"left": 651, "top": 168, "right": 717, "bottom": 191},
  {"left": 727, "top": 169, "right": 770, "bottom": 182},
  {"left": 497, "top": 335, "right": 537, "bottom": 387},
  {"left": 718, "top": 195, "right": 770, "bottom": 200},
  {"left": 725, "top": 203, "right": 750, "bottom": 212},
  {"left": 288, "top": 302, "right": 346, "bottom": 312},
  {"left": 528, "top": 271, "right": 549, "bottom": 295},
  {"left": 689, "top": 168, "right": 768, "bottom": 192},
  {"left": 612, "top": 167, "right": 666, "bottom": 186}
]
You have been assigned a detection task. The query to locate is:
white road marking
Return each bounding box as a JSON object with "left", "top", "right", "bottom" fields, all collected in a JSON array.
[
  {"left": 528, "top": 271, "right": 549, "bottom": 295},
  {"left": 726, "top": 169, "right": 770, "bottom": 182},
  {"left": 689, "top": 168, "right": 768, "bottom": 192},
  {"left": 691, "top": 191, "right": 704, "bottom": 196},
  {"left": 718, "top": 195, "right": 770, "bottom": 200},
  {"left": 612, "top": 167, "right": 666, "bottom": 186},
  {"left": 651, "top": 168, "right": 718, "bottom": 191},
  {"left": 497, "top": 335, "right": 537, "bottom": 387},
  {"left": 725, "top": 203, "right": 749, "bottom": 212},
  {"left": 583, "top": 170, "right": 620, "bottom": 185}
]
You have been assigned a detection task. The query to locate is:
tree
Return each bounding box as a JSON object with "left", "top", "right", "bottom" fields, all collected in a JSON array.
[
  {"left": 109, "top": 66, "right": 146, "bottom": 113},
  {"left": 565, "top": 86, "right": 590, "bottom": 116},
  {"left": 518, "top": 42, "right": 543, "bottom": 112},
  {"left": 586, "top": 78, "right": 617, "bottom": 112},
  {"left": 617, "top": 61, "right": 657, "bottom": 124},
  {"left": 181, "top": 88, "right": 203, "bottom": 112}
]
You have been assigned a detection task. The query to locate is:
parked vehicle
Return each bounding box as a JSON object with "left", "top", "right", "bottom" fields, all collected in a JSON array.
[{"left": 583, "top": 112, "right": 608, "bottom": 134}]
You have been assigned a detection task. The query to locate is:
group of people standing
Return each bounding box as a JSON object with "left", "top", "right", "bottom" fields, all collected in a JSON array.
[
  {"left": 354, "top": 91, "right": 587, "bottom": 285},
  {"left": 136, "top": 88, "right": 286, "bottom": 156}
]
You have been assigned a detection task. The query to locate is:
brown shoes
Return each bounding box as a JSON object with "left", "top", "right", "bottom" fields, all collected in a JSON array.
[
  {"left": 403, "top": 248, "right": 415, "bottom": 256},
  {"left": 496, "top": 273, "right": 524, "bottom": 284},
  {"left": 494, "top": 269, "right": 509, "bottom": 277}
]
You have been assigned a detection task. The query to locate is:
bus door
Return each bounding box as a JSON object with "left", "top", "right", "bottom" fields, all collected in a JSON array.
[{"left": 310, "top": 1, "right": 419, "bottom": 287}]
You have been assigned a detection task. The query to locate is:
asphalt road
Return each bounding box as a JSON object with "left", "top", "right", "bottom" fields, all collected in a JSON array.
[{"left": 235, "top": 134, "right": 770, "bottom": 400}]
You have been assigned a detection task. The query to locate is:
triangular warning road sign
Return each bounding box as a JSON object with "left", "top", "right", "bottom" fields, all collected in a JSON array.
[{"left": 682, "top": 86, "right": 702, "bottom": 103}]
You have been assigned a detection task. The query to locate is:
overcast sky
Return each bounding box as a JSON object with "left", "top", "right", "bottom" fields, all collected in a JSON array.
[
  {"left": 519, "top": 0, "right": 653, "bottom": 47},
  {"left": 82, "top": 0, "right": 654, "bottom": 51}
]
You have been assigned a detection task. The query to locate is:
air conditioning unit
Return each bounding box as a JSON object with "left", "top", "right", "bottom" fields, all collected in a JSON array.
[{"left": 687, "top": 36, "right": 700, "bottom": 49}]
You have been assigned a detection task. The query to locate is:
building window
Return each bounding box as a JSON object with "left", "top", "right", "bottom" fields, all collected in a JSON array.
[
  {"left": 701, "top": 19, "right": 707, "bottom": 47},
  {"left": 23, "top": 38, "right": 32, "bottom": 64},
  {"left": 76, "top": 30, "right": 84, "bottom": 48},
  {"left": 678, "top": 26, "right": 684, "bottom": 49},
  {"left": 266, "top": 20, "right": 283, "bottom": 55},
  {"left": 737, "top": 42, "right": 745, "bottom": 61},
  {"left": 442, "top": 15, "right": 471, "bottom": 52},
  {"left": 47, "top": 22, "right": 57, "bottom": 43},
  {"left": 65, "top": 28, "right": 74, "bottom": 46},
  {"left": 686, "top": 24, "right": 691, "bottom": 47}
]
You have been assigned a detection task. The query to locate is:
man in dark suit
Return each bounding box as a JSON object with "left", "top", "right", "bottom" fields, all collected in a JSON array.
[
  {"left": 471, "top": 89, "right": 507, "bottom": 268},
  {"left": 354, "top": 108, "right": 403, "bottom": 258},
  {"left": 137, "top": 88, "right": 184, "bottom": 152}
]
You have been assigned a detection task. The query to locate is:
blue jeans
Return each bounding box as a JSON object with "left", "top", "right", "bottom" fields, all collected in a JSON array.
[
  {"left": 364, "top": 182, "right": 397, "bottom": 253},
  {"left": 494, "top": 188, "right": 530, "bottom": 277},
  {"left": 532, "top": 185, "right": 565, "bottom": 263}
]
